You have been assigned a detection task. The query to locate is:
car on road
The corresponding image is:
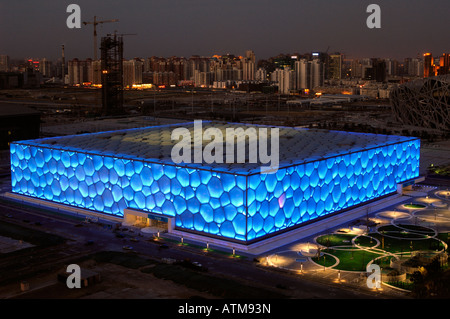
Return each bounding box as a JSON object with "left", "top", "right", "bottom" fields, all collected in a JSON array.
[{"left": 122, "top": 245, "right": 133, "bottom": 250}]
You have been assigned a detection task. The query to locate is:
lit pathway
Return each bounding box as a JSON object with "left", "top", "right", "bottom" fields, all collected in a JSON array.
[{"left": 264, "top": 185, "right": 450, "bottom": 294}]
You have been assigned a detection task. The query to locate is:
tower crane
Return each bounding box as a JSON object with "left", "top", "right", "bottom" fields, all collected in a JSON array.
[{"left": 83, "top": 16, "right": 119, "bottom": 60}]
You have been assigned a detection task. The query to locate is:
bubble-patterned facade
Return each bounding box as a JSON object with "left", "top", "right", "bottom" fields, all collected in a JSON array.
[{"left": 10, "top": 122, "right": 421, "bottom": 244}]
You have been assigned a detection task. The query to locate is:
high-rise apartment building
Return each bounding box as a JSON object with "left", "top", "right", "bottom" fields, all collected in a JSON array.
[
  {"left": 123, "top": 59, "right": 143, "bottom": 87},
  {"left": 294, "top": 59, "right": 324, "bottom": 90},
  {"left": 423, "top": 53, "right": 433, "bottom": 78},
  {"left": 422, "top": 53, "right": 450, "bottom": 77},
  {"left": 385, "top": 58, "right": 399, "bottom": 76},
  {"left": 364, "top": 58, "right": 386, "bottom": 82},
  {"left": 271, "top": 67, "right": 296, "bottom": 94},
  {"left": 295, "top": 59, "right": 308, "bottom": 90},
  {"left": 242, "top": 59, "right": 255, "bottom": 81},
  {"left": 39, "top": 58, "right": 53, "bottom": 78},
  {"left": 245, "top": 50, "right": 256, "bottom": 63},
  {"left": 255, "top": 68, "right": 267, "bottom": 81},
  {"left": 68, "top": 58, "right": 93, "bottom": 85},
  {"left": 92, "top": 60, "right": 102, "bottom": 85},
  {"left": 405, "top": 58, "right": 423, "bottom": 77},
  {"left": 328, "top": 54, "right": 343, "bottom": 80},
  {"left": 438, "top": 54, "right": 450, "bottom": 75},
  {"left": 0, "top": 55, "right": 10, "bottom": 72},
  {"left": 310, "top": 59, "right": 324, "bottom": 88}
]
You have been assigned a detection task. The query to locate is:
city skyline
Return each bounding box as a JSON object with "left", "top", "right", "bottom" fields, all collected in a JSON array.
[{"left": 1, "top": 0, "right": 450, "bottom": 61}]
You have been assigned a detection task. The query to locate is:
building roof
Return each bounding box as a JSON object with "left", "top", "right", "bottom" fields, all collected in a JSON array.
[{"left": 14, "top": 121, "right": 418, "bottom": 175}]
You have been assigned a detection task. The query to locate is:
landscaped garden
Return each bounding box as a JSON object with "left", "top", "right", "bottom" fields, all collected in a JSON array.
[
  {"left": 311, "top": 213, "right": 449, "bottom": 282},
  {"left": 267, "top": 191, "right": 450, "bottom": 296}
]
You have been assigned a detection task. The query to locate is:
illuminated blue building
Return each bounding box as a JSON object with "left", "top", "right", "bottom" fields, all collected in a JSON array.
[{"left": 10, "top": 122, "right": 420, "bottom": 244}]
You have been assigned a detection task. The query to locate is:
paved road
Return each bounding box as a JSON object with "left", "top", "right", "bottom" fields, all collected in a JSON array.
[{"left": 0, "top": 198, "right": 408, "bottom": 299}]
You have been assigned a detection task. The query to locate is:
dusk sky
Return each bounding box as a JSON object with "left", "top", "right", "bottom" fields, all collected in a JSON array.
[{"left": 1, "top": 0, "right": 449, "bottom": 61}]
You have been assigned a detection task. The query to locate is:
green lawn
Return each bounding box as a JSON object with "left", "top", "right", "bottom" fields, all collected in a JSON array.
[
  {"left": 370, "top": 233, "right": 444, "bottom": 253},
  {"left": 403, "top": 204, "right": 426, "bottom": 209},
  {"left": 380, "top": 232, "right": 427, "bottom": 239},
  {"left": 379, "top": 224, "right": 434, "bottom": 236},
  {"left": 354, "top": 235, "right": 378, "bottom": 248},
  {"left": 311, "top": 253, "right": 338, "bottom": 268},
  {"left": 313, "top": 249, "right": 380, "bottom": 271},
  {"left": 396, "top": 224, "right": 435, "bottom": 235},
  {"left": 371, "top": 256, "right": 395, "bottom": 269},
  {"left": 316, "top": 233, "right": 355, "bottom": 247}
]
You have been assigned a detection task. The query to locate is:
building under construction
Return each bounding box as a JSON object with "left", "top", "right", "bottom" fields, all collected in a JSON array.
[{"left": 100, "top": 35, "right": 124, "bottom": 116}]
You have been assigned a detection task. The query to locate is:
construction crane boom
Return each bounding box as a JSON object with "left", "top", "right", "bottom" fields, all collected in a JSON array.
[
  {"left": 107, "top": 31, "right": 137, "bottom": 38},
  {"left": 83, "top": 16, "right": 119, "bottom": 60}
]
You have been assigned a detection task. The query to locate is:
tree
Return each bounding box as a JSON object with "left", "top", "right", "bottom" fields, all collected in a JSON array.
[{"left": 411, "top": 257, "right": 450, "bottom": 298}]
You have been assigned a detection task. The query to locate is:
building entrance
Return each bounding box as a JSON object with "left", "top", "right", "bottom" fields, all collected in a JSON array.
[{"left": 122, "top": 208, "right": 173, "bottom": 233}]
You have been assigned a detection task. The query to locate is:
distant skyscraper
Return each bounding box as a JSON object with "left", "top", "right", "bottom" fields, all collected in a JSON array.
[
  {"left": 271, "top": 67, "right": 296, "bottom": 94},
  {"left": 185, "top": 56, "right": 210, "bottom": 82},
  {"left": 68, "top": 58, "right": 93, "bottom": 85},
  {"left": 295, "top": 59, "right": 308, "bottom": 90},
  {"left": 406, "top": 58, "right": 423, "bottom": 77},
  {"left": 242, "top": 59, "right": 255, "bottom": 81},
  {"left": 255, "top": 68, "right": 267, "bottom": 81},
  {"left": 328, "top": 54, "right": 343, "bottom": 80},
  {"left": 26, "top": 58, "right": 40, "bottom": 73},
  {"left": 310, "top": 59, "right": 324, "bottom": 88},
  {"left": 439, "top": 53, "right": 450, "bottom": 75},
  {"left": 92, "top": 60, "right": 102, "bottom": 84},
  {"left": 39, "top": 58, "right": 53, "bottom": 78},
  {"left": 123, "top": 59, "right": 143, "bottom": 87},
  {"left": 61, "top": 45, "right": 66, "bottom": 81},
  {"left": 193, "top": 69, "right": 212, "bottom": 87},
  {"left": 385, "top": 58, "right": 399, "bottom": 76},
  {"left": 294, "top": 59, "right": 324, "bottom": 90},
  {"left": 0, "top": 55, "right": 10, "bottom": 72},
  {"left": 423, "top": 53, "right": 433, "bottom": 78},
  {"left": 350, "top": 59, "right": 363, "bottom": 78},
  {"left": 364, "top": 59, "right": 386, "bottom": 82},
  {"left": 245, "top": 50, "right": 256, "bottom": 63}
]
